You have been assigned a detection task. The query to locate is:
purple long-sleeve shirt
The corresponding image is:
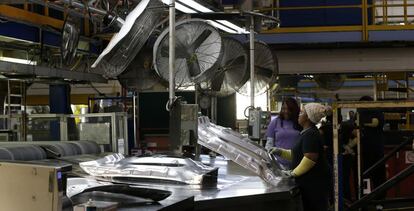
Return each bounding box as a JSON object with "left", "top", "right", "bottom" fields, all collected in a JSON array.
[{"left": 266, "top": 116, "right": 300, "bottom": 168}]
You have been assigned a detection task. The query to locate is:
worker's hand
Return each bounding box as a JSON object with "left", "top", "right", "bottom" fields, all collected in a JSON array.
[
  {"left": 268, "top": 147, "right": 283, "bottom": 156},
  {"left": 281, "top": 170, "right": 295, "bottom": 178}
]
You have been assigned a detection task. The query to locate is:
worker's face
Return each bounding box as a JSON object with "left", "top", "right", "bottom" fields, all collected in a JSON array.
[
  {"left": 349, "top": 111, "right": 355, "bottom": 119},
  {"left": 281, "top": 102, "right": 290, "bottom": 120},
  {"left": 298, "top": 110, "right": 308, "bottom": 127}
]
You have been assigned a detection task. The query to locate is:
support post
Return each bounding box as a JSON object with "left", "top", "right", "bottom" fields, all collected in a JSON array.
[
  {"left": 168, "top": 0, "right": 176, "bottom": 108},
  {"left": 333, "top": 103, "right": 341, "bottom": 211},
  {"left": 249, "top": 15, "right": 255, "bottom": 107}
]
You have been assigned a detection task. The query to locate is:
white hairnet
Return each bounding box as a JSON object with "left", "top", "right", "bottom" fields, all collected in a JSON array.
[{"left": 304, "top": 103, "right": 329, "bottom": 124}]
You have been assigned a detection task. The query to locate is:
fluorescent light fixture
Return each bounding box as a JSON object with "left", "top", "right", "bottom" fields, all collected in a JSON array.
[
  {"left": 176, "top": 2, "right": 197, "bottom": 13},
  {"left": 160, "top": 0, "right": 249, "bottom": 34},
  {"left": 161, "top": 0, "right": 198, "bottom": 13},
  {"left": 0, "top": 57, "right": 37, "bottom": 65},
  {"left": 178, "top": 0, "right": 213, "bottom": 13},
  {"left": 216, "top": 20, "right": 249, "bottom": 34},
  {"left": 207, "top": 20, "right": 238, "bottom": 34}
]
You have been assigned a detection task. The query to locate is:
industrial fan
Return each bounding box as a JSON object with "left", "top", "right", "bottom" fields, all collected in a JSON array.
[
  {"left": 237, "top": 41, "right": 277, "bottom": 96},
  {"left": 118, "top": 46, "right": 163, "bottom": 91},
  {"left": 153, "top": 19, "right": 224, "bottom": 88},
  {"left": 92, "top": 0, "right": 163, "bottom": 78},
  {"left": 314, "top": 74, "right": 346, "bottom": 91},
  {"left": 199, "top": 37, "right": 249, "bottom": 97},
  {"left": 61, "top": 14, "right": 80, "bottom": 66}
]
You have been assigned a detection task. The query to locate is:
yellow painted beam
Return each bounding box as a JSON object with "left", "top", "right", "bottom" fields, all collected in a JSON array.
[
  {"left": 256, "top": 4, "right": 363, "bottom": 11},
  {"left": 367, "top": 25, "right": 414, "bottom": 30},
  {"left": 0, "top": 5, "right": 63, "bottom": 29},
  {"left": 262, "top": 26, "right": 362, "bottom": 34},
  {"left": 27, "top": 94, "right": 94, "bottom": 105},
  {"left": 263, "top": 25, "right": 414, "bottom": 34}
]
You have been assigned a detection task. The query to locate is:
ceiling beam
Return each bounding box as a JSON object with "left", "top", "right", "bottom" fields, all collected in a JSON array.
[
  {"left": 0, "top": 5, "right": 63, "bottom": 29},
  {"left": 0, "top": 61, "right": 107, "bottom": 83},
  {"left": 276, "top": 47, "right": 414, "bottom": 75}
]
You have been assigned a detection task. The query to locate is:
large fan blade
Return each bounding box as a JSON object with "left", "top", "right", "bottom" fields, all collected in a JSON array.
[
  {"left": 190, "top": 29, "right": 212, "bottom": 51},
  {"left": 255, "top": 66, "right": 273, "bottom": 78},
  {"left": 160, "top": 41, "right": 190, "bottom": 58},
  {"left": 211, "top": 71, "right": 226, "bottom": 91},
  {"left": 154, "top": 20, "right": 223, "bottom": 88},
  {"left": 224, "top": 55, "right": 245, "bottom": 68},
  {"left": 187, "top": 55, "right": 201, "bottom": 77},
  {"left": 160, "top": 45, "right": 169, "bottom": 57}
]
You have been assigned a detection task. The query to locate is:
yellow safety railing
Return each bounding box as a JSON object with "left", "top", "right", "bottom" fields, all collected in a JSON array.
[
  {"left": 16, "top": 0, "right": 90, "bottom": 36},
  {"left": 258, "top": 0, "right": 414, "bottom": 41}
]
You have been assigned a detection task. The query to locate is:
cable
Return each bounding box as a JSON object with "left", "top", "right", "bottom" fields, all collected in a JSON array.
[
  {"left": 244, "top": 105, "right": 255, "bottom": 118},
  {"left": 89, "top": 82, "right": 106, "bottom": 97},
  {"left": 165, "top": 96, "right": 183, "bottom": 112}
]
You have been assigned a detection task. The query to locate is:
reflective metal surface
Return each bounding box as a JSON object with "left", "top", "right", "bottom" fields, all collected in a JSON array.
[
  {"left": 67, "top": 177, "right": 171, "bottom": 201},
  {"left": 79, "top": 154, "right": 218, "bottom": 185},
  {"left": 198, "top": 116, "right": 286, "bottom": 186}
]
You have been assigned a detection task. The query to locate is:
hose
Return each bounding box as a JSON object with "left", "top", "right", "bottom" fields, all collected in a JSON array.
[{"left": 243, "top": 106, "right": 255, "bottom": 118}]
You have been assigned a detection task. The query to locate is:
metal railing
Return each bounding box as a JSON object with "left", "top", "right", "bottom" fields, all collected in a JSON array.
[
  {"left": 257, "top": 0, "right": 414, "bottom": 41},
  {"left": 0, "top": 112, "right": 129, "bottom": 154}
]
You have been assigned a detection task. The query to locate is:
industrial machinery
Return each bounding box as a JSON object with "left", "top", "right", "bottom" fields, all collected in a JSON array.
[
  {"left": 238, "top": 41, "right": 278, "bottom": 96},
  {"left": 61, "top": 14, "right": 80, "bottom": 66},
  {"left": 153, "top": 19, "right": 224, "bottom": 88},
  {"left": 247, "top": 107, "right": 271, "bottom": 141},
  {"left": 314, "top": 74, "right": 347, "bottom": 91},
  {"left": 0, "top": 161, "right": 71, "bottom": 211},
  {"left": 169, "top": 101, "right": 200, "bottom": 156},
  {"left": 199, "top": 37, "right": 249, "bottom": 97},
  {"left": 118, "top": 45, "right": 164, "bottom": 91},
  {"left": 92, "top": 0, "right": 164, "bottom": 78}
]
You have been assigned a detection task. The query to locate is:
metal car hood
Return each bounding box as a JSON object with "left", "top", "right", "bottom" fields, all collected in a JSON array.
[
  {"left": 67, "top": 177, "right": 171, "bottom": 201},
  {"left": 79, "top": 154, "right": 218, "bottom": 185},
  {"left": 197, "top": 116, "right": 285, "bottom": 186}
]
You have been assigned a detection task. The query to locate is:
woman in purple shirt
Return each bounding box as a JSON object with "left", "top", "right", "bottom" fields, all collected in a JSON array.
[{"left": 265, "top": 97, "right": 301, "bottom": 167}]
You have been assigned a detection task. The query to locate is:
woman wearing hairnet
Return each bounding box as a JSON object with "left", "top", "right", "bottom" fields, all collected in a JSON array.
[{"left": 270, "top": 103, "right": 330, "bottom": 211}]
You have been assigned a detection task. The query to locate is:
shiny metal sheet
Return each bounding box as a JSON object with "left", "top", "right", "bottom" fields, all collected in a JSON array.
[
  {"left": 197, "top": 116, "right": 286, "bottom": 186},
  {"left": 79, "top": 154, "right": 218, "bottom": 185}
]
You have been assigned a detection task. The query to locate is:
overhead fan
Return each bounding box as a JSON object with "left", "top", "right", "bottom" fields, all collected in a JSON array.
[
  {"left": 91, "top": 0, "right": 163, "bottom": 78},
  {"left": 314, "top": 74, "right": 346, "bottom": 91},
  {"left": 153, "top": 19, "right": 224, "bottom": 88},
  {"left": 199, "top": 37, "right": 249, "bottom": 97},
  {"left": 118, "top": 46, "right": 163, "bottom": 91},
  {"left": 237, "top": 41, "right": 277, "bottom": 96},
  {"left": 61, "top": 14, "right": 80, "bottom": 66}
]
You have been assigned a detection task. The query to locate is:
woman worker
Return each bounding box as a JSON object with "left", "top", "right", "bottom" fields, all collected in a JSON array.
[
  {"left": 269, "top": 103, "right": 330, "bottom": 211},
  {"left": 265, "top": 97, "right": 301, "bottom": 168}
]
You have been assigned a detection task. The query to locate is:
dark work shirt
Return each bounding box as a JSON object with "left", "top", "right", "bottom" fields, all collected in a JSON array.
[
  {"left": 358, "top": 109, "right": 385, "bottom": 151},
  {"left": 320, "top": 121, "right": 333, "bottom": 163},
  {"left": 291, "top": 126, "right": 330, "bottom": 186}
]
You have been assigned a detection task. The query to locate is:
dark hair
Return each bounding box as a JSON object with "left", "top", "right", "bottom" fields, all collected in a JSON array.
[{"left": 280, "top": 97, "right": 301, "bottom": 130}]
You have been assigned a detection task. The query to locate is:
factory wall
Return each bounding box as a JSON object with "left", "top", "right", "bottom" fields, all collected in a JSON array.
[{"left": 279, "top": 0, "right": 373, "bottom": 27}]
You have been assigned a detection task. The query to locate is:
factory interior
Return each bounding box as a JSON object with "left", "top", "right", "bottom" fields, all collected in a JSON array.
[{"left": 1, "top": 0, "right": 414, "bottom": 210}]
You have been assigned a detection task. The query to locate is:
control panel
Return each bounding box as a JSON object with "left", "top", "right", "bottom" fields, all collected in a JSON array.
[{"left": 248, "top": 108, "right": 271, "bottom": 140}]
